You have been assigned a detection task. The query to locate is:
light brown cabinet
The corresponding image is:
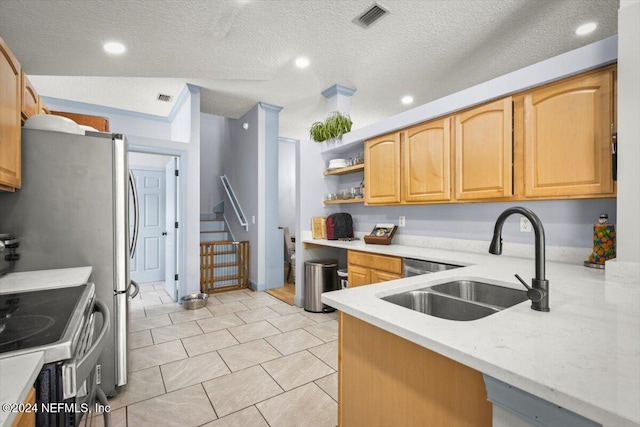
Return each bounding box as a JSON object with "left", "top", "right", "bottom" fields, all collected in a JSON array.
[
  {"left": 339, "top": 313, "right": 492, "bottom": 426},
  {"left": 365, "top": 117, "right": 452, "bottom": 205},
  {"left": 38, "top": 96, "right": 49, "bottom": 114},
  {"left": 20, "top": 71, "right": 39, "bottom": 122},
  {"left": 454, "top": 97, "right": 513, "bottom": 200},
  {"left": 0, "top": 36, "right": 22, "bottom": 191},
  {"left": 347, "top": 250, "right": 402, "bottom": 287},
  {"left": 11, "top": 387, "right": 36, "bottom": 427},
  {"left": 51, "top": 110, "right": 110, "bottom": 132},
  {"left": 364, "top": 132, "right": 401, "bottom": 204},
  {"left": 403, "top": 118, "right": 452, "bottom": 202},
  {"left": 523, "top": 69, "right": 614, "bottom": 198}
]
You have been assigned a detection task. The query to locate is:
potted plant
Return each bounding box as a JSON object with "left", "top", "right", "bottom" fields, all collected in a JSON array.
[{"left": 309, "top": 111, "right": 353, "bottom": 148}]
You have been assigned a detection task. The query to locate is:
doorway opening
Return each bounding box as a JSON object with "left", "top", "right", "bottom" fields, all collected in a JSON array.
[{"left": 128, "top": 152, "right": 180, "bottom": 302}]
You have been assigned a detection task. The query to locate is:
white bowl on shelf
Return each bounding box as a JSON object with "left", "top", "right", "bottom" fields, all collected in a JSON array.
[
  {"left": 328, "top": 159, "right": 347, "bottom": 169},
  {"left": 23, "top": 114, "right": 84, "bottom": 135}
]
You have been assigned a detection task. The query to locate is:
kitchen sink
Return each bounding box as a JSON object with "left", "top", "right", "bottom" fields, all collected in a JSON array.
[
  {"left": 380, "top": 280, "right": 527, "bottom": 321},
  {"left": 429, "top": 280, "right": 527, "bottom": 309},
  {"left": 382, "top": 291, "right": 499, "bottom": 321}
]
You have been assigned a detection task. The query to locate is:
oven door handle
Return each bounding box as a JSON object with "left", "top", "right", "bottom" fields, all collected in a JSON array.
[{"left": 74, "top": 300, "right": 111, "bottom": 395}]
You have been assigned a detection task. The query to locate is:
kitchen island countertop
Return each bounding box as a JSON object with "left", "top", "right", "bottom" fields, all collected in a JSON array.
[{"left": 310, "top": 238, "right": 640, "bottom": 426}]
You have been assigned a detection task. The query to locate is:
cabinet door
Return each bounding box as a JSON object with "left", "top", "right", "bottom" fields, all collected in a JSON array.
[
  {"left": 0, "top": 37, "right": 22, "bottom": 190},
  {"left": 21, "top": 71, "right": 39, "bottom": 122},
  {"left": 348, "top": 264, "right": 371, "bottom": 287},
  {"left": 523, "top": 70, "right": 613, "bottom": 197},
  {"left": 454, "top": 97, "right": 512, "bottom": 200},
  {"left": 403, "top": 118, "right": 451, "bottom": 202},
  {"left": 370, "top": 270, "right": 402, "bottom": 284},
  {"left": 38, "top": 96, "right": 50, "bottom": 114},
  {"left": 51, "top": 110, "right": 110, "bottom": 132},
  {"left": 365, "top": 132, "right": 401, "bottom": 204}
]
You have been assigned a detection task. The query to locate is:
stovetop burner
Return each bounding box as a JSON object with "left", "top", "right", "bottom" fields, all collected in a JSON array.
[{"left": 0, "top": 285, "right": 86, "bottom": 354}]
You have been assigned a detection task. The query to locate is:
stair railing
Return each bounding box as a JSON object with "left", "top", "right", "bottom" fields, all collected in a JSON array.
[{"left": 220, "top": 175, "right": 248, "bottom": 231}]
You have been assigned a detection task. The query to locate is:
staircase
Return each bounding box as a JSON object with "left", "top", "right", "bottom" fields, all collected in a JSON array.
[{"left": 200, "top": 211, "right": 250, "bottom": 293}]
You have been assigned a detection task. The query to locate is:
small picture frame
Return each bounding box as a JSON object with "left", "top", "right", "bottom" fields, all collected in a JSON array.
[{"left": 364, "top": 223, "right": 398, "bottom": 245}]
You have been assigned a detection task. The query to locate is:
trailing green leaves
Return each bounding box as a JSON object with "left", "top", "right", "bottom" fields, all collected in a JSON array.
[{"left": 309, "top": 111, "right": 353, "bottom": 142}]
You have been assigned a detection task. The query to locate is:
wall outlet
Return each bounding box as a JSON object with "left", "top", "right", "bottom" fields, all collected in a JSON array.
[
  {"left": 252, "top": 216, "right": 256, "bottom": 224},
  {"left": 399, "top": 216, "right": 406, "bottom": 227},
  {"left": 520, "top": 217, "right": 532, "bottom": 232}
]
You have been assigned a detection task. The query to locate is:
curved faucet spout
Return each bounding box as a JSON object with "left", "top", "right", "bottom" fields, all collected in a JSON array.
[{"left": 489, "top": 206, "right": 550, "bottom": 312}]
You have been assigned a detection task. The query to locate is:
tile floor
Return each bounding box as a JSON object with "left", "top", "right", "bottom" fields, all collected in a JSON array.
[{"left": 97, "top": 282, "right": 339, "bottom": 427}]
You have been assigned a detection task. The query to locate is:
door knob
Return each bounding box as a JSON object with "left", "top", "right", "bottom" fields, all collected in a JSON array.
[{"left": 162, "top": 232, "right": 168, "bottom": 236}]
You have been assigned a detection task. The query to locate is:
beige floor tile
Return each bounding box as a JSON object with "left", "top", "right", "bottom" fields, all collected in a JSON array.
[
  {"left": 197, "top": 313, "right": 245, "bottom": 333},
  {"left": 128, "top": 313, "right": 172, "bottom": 332},
  {"left": 304, "top": 320, "right": 338, "bottom": 342},
  {"left": 130, "top": 295, "right": 163, "bottom": 307},
  {"left": 151, "top": 321, "right": 203, "bottom": 344},
  {"left": 235, "top": 306, "right": 281, "bottom": 324},
  {"left": 108, "top": 366, "right": 165, "bottom": 410},
  {"left": 169, "top": 307, "right": 213, "bottom": 323},
  {"left": 129, "top": 339, "right": 188, "bottom": 371},
  {"left": 207, "top": 301, "right": 249, "bottom": 316},
  {"left": 228, "top": 320, "right": 282, "bottom": 343},
  {"left": 137, "top": 282, "right": 157, "bottom": 293},
  {"left": 153, "top": 282, "right": 167, "bottom": 290},
  {"left": 206, "top": 295, "right": 222, "bottom": 306},
  {"left": 216, "top": 290, "right": 253, "bottom": 304},
  {"left": 265, "top": 329, "right": 324, "bottom": 355},
  {"left": 202, "top": 365, "right": 283, "bottom": 417},
  {"left": 218, "top": 339, "right": 282, "bottom": 372},
  {"left": 202, "top": 406, "right": 269, "bottom": 427},
  {"left": 267, "top": 313, "right": 317, "bottom": 333},
  {"left": 242, "top": 289, "right": 264, "bottom": 298},
  {"left": 269, "top": 303, "right": 303, "bottom": 316},
  {"left": 256, "top": 382, "right": 337, "bottom": 427},
  {"left": 241, "top": 295, "right": 281, "bottom": 309},
  {"left": 87, "top": 407, "right": 126, "bottom": 427},
  {"left": 140, "top": 289, "right": 170, "bottom": 299},
  {"left": 308, "top": 340, "right": 338, "bottom": 370},
  {"left": 301, "top": 310, "right": 338, "bottom": 323},
  {"left": 161, "top": 295, "right": 176, "bottom": 304},
  {"left": 315, "top": 372, "right": 338, "bottom": 402},
  {"left": 161, "top": 351, "right": 230, "bottom": 392},
  {"left": 129, "top": 306, "right": 146, "bottom": 319},
  {"left": 144, "top": 302, "right": 184, "bottom": 317},
  {"left": 181, "top": 329, "right": 239, "bottom": 357},
  {"left": 127, "top": 384, "right": 217, "bottom": 427},
  {"left": 129, "top": 329, "right": 153, "bottom": 350},
  {"left": 262, "top": 351, "right": 334, "bottom": 391}
]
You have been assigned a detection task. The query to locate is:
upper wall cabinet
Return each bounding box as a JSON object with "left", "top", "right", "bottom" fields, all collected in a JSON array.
[
  {"left": 454, "top": 97, "right": 513, "bottom": 201},
  {"left": 21, "top": 70, "right": 39, "bottom": 122},
  {"left": 523, "top": 69, "right": 614, "bottom": 198},
  {"left": 365, "top": 132, "right": 401, "bottom": 204},
  {"left": 51, "top": 111, "right": 110, "bottom": 132},
  {"left": 0, "top": 37, "right": 22, "bottom": 191},
  {"left": 403, "top": 118, "right": 451, "bottom": 203}
]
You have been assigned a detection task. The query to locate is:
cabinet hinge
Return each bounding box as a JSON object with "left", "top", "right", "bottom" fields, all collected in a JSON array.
[
  {"left": 174, "top": 274, "right": 179, "bottom": 281},
  {"left": 175, "top": 222, "right": 179, "bottom": 228},
  {"left": 175, "top": 170, "right": 179, "bottom": 177}
]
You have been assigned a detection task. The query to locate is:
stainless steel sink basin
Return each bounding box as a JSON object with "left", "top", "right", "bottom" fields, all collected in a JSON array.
[
  {"left": 380, "top": 280, "right": 527, "bottom": 321},
  {"left": 382, "top": 291, "right": 499, "bottom": 321},
  {"left": 429, "top": 280, "right": 527, "bottom": 309}
]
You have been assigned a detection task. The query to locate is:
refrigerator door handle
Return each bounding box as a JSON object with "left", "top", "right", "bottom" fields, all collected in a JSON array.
[
  {"left": 128, "top": 280, "right": 140, "bottom": 299},
  {"left": 129, "top": 170, "right": 140, "bottom": 259}
]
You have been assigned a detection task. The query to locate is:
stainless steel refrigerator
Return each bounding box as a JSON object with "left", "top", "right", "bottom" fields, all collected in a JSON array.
[{"left": 0, "top": 127, "right": 131, "bottom": 396}]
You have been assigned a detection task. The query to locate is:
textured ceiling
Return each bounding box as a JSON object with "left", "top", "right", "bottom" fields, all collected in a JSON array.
[{"left": 0, "top": 0, "right": 619, "bottom": 140}]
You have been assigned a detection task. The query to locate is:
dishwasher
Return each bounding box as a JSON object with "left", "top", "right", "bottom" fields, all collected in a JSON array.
[{"left": 403, "top": 258, "right": 462, "bottom": 277}]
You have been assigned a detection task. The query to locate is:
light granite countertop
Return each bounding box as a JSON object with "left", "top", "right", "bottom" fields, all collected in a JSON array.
[
  {"left": 0, "top": 267, "right": 92, "bottom": 427},
  {"left": 309, "top": 238, "right": 640, "bottom": 427}
]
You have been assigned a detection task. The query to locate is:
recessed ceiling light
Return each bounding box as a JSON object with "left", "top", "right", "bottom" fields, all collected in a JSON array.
[
  {"left": 295, "top": 57, "right": 310, "bottom": 68},
  {"left": 103, "top": 41, "right": 126, "bottom": 54},
  {"left": 575, "top": 22, "right": 597, "bottom": 36},
  {"left": 401, "top": 95, "right": 414, "bottom": 105}
]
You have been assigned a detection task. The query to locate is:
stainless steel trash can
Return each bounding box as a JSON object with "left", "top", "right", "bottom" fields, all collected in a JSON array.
[{"left": 304, "top": 259, "right": 339, "bottom": 313}]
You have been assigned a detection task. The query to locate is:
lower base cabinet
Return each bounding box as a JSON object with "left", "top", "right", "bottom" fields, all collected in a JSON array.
[
  {"left": 347, "top": 250, "right": 402, "bottom": 287},
  {"left": 11, "top": 387, "right": 35, "bottom": 427},
  {"left": 339, "top": 313, "right": 492, "bottom": 426}
]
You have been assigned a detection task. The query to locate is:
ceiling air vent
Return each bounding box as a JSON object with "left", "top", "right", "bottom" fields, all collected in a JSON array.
[
  {"left": 353, "top": 3, "right": 389, "bottom": 29},
  {"left": 157, "top": 93, "right": 172, "bottom": 102}
]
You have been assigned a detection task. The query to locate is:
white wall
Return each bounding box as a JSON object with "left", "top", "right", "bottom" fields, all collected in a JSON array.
[
  {"left": 615, "top": 0, "right": 640, "bottom": 269},
  {"left": 171, "top": 94, "right": 191, "bottom": 143},
  {"left": 225, "top": 105, "right": 261, "bottom": 286},
  {"left": 42, "top": 97, "right": 172, "bottom": 140},
  {"left": 200, "top": 113, "right": 230, "bottom": 214},
  {"left": 279, "top": 139, "right": 297, "bottom": 235}
]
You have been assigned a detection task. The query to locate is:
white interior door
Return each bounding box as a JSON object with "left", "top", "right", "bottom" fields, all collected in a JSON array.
[
  {"left": 130, "top": 168, "right": 166, "bottom": 283},
  {"left": 165, "top": 158, "right": 178, "bottom": 301}
]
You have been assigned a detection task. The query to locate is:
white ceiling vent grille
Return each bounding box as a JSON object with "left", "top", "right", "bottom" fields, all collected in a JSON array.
[
  {"left": 157, "top": 93, "right": 172, "bottom": 102},
  {"left": 353, "top": 3, "right": 389, "bottom": 29}
]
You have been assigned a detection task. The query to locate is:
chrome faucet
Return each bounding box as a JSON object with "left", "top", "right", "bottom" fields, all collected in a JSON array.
[{"left": 489, "top": 207, "right": 550, "bottom": 312}]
